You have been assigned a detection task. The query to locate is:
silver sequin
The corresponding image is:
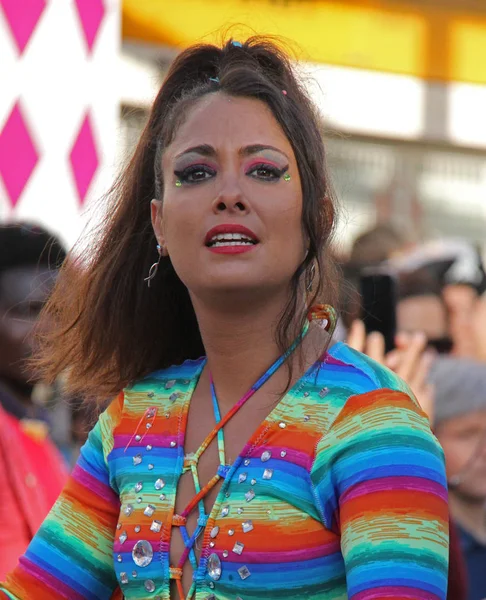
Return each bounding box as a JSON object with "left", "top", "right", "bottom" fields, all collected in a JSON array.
[
  {"left": 263, "top": 468, "right": 273, "bottom": 480},
  {"left": 135, "top": 434, "right": 142, "bottom": 442},
  {"left": 148, "top": 464, "right": 154, "bottom": 471},
  {"left": 146, "top": 444, "right": 153, "bottom": 451},
  {"left": 144, "top": 504, "right": 155, "bottom": 517},
  {"left": 133, "top": 454, "right": 142, "bottom": 466},
  {"left": 169, "top": 392, "right": 179, "bottom": 402},
  {"left": 147, "top": 392, "right": 155, "bottom": 398},
  {"left": 170, "top": 441, "right": 176, "bottom": 447},
  {"left": 222, "top": 550, "right": 229, "bottom": 558},
  {"left": 154, "top": 478, "right": 165, "bottom": 490},
  {"left": 137, "top": 497, "right": 142, "bottom": 503},
  {"left": 146, "top": 407, "right": 156, "bottom": 418},
  {"left": 117, "top": 523, "right": 122, "bottom": 530},
  {"left": 134, "top": 482, "right": 143, "bottom": 493},
  {"left": 150, "top": 520, "right": 162, "bottom": 533},
  {"left": 209, "top": 541, "right": 215, "bottom": 548},
  {"left": 144, "top": 579, "right": 156, "bottom": 592},
  {"left": 278, "top": 422, "right": 286, "bottom": 429},
  {"left": 280, "top": 451, "right": 287, "bottom": 458},
  {"left": 250, "top": 479, "right": 256, "bottom": 486},
  {"left": 228, "top": 529, "right": 235, "bottom": 536},
  {"left": 304, "top": 415, "right": 310, "bottom": 422},
  {"left": 159, "top": 494, "right": 166, "bottom": 501},
  {"left": 117, "top": 554, "right": 122, "bottom": 562},
  {"left": 261, "top": 451, "right": 271, "bottom": 462},
  {"left": 132, "top": 570, "right": 137, "bottom": 578},
  {"left": 132, "top": 540, "right": 153, "bottom": 567},
  {"left": 319, "top": 387, "right": 329, "bottom": 398},
  {"left": 124, "top": 504, "right": 133, "bottom": 516},
  {"left": 238, "top": 565, "right": 251, "bottom": 580},
  {"left": 119, "top": 531, "right": 128, "bottom": 544},
  {"left": 244, "top": 459, "right": 250, "bottom": 466},
  {"left": 145, "top": 423, "right": 152, "bottom": 429},
  {"left": 165, "top": 379, "right": 176, "bottom": 389},
  {"left": 210, "top": 526, "right": 219, "bottom": 538},
  {"left": 242, "top": 520, "right": 253, "bottom": 533},
  {"left": 238, "top": 473, "right": 247, "bottom": 484},
  {"left": 135, "top": 526, "right": 141, "bottom": 533},
  {"left": 207, "top": 553, "right": 222, "bottom": 581},
  {"left": 237, "top": 507, "right": 244, "bottom": 515},
  {"left": 120, "top": 572, "right": 128, "bottom": 584},
  {"left": 245, "top": 489, "right": 255, "bottom": 503},
  {"left": 232, "top": 541, "right": 244, "bottom": 555},
  {"left": 221, "top": 505, "right": 230, "bottom": 517}
]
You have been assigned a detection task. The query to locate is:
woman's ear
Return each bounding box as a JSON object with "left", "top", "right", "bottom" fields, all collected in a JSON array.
[{"left": 151, "top": 199, "right": 167, "bottom": 253}]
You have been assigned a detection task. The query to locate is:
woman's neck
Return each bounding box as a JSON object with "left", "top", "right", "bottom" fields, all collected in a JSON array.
[
  {"left": 191, "top": 291, "right": 307, "bottom": 412},
  {"left": 449, "top": 491, "right": 486, "bottom": 543}
]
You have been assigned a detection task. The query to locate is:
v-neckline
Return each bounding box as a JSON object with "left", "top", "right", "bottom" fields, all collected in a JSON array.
[{"left": 172, "top": 349, "right": 328, "bottom": 596}]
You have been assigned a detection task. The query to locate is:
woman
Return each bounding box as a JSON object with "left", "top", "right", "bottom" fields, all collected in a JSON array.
[{"left": 1, "top": 39, "right": 449, "bottom": 600}]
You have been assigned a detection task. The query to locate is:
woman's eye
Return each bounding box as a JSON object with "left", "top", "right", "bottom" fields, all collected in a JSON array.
[
  {"left": 247, "top": 163, "right": 286, "bottom": 181},
  {"left": 174, "top": 165, "right": 216, "bottom": 185}
]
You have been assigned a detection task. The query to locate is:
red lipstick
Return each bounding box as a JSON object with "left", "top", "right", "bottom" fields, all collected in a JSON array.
[{"left": 205, "top": 224, "right": 259, "bottom": 255}]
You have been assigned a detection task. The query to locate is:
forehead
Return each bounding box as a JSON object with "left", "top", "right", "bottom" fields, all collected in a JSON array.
[{"left": 166, "top": 93, "right": 293, "bottom": 157}]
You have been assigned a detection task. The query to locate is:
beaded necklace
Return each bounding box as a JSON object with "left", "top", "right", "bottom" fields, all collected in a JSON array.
[{"left": 171, "top": 319, "right": 311, "bottom": 600}]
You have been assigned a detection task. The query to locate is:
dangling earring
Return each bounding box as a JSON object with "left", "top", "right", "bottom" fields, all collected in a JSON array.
[
  {"left": 144, "top": 244, "right": 163, "bottom": 287},
  {"left": 306, "top": 262, "right": 316, "bottom": 293}
]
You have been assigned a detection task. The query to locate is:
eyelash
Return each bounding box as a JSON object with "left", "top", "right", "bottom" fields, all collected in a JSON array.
[{"left": 173, "top": 162, "right": 289, "bottom": 185}]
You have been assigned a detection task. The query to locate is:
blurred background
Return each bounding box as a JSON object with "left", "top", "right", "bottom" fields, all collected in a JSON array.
[{"left": 1, "top": 2, "right": 486, "bottom": 597}]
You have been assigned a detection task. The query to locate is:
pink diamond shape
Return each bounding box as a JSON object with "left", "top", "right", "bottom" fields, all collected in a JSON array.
[
  {"left": 0, "top": 102, "right": 39, "bottom": 208},
  {"left": 74, "top": 0, "right": 105, "bottom": 53},
  {"left": 0, "top": 0, "right": 46, "bottom": 55},
  {"left": 69, "top": 111, "right": 99, "bottom": 205}
]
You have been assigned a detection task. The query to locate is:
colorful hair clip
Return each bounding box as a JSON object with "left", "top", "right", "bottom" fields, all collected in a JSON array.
[
  {"left": 231, "top": 41, "right": 243, "bottom": 47},
  {"left": 209, "top": 76, "right": 220, "bottom": 84},
  {"left": 282, "top": 90, "right": 288, "bottom": 96}
]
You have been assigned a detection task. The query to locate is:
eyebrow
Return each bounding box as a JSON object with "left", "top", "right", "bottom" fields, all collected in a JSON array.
[{"left": 175, "top": 144, "right": 289, "bottom": 160}]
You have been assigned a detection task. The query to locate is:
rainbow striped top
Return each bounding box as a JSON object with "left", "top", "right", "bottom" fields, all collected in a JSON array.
[{"left": 0, "top": 342, "right": 449, "bottom": 600}]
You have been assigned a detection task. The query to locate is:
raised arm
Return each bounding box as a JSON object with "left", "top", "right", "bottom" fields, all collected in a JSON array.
[
  {"left": 0, "top": 395, "right": 124, "bottom": 600},
  {"left": 311, "top": 388, "right": 449, "bottom": 599}
]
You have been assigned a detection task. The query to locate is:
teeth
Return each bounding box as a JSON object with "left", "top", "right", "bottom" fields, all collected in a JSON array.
[
  {"left": 209, "top": 232, "right": 256, "bottom": 246},
  {"left": 212, "top": 241, "right": 253, "bottom": 247}
]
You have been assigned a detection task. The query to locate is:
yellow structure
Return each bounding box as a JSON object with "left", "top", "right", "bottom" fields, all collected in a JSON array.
[{"left": 122, "top": 0, "right": 486, "bottom": 85}]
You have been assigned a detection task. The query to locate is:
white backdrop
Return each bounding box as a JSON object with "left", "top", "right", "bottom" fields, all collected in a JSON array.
[{"left": 0, "top": 0, "right": 120, "bottom": 248}]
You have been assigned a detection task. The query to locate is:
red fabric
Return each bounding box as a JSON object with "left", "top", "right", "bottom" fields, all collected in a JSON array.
[
  {"left": 0, "top": 404, "right": 67, "bottom": 579},
  {"left": 448, "top": 516, "right": 468, "bottom": 600}
]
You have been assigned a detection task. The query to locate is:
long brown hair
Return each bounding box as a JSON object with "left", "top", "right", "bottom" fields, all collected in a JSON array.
[{"left": 36, "top": 37, "right": 339, "bottom": 400}]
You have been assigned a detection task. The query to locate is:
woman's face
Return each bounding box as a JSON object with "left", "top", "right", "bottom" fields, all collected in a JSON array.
[{"left": 153, "top": 93, "right": 305, "bottom": 303}]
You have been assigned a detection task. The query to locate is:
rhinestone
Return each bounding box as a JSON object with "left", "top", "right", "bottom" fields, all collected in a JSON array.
[
  {"left": 263, "top": 468, "right": 273, "bottom": 480},
  {"left": 242, "top": 520, "right": 253, "bottom": 533},
  {"left": 209, "top": 582, "right": 215, "bottom": 590},
  {"left": 132, "top": 570, "right": 137, "bottom": 578},
  {"left": 165, "top": 379, "right": 176, "bottom": 389},
  {"left": 232, "top": 541, "right": 244, "bottom": 555},
  {"left": 238, "top": 473, "right": 247, "bottom": 484},
  {"left": 137, "top": 497, "right": 142, "bottom": 503},
  {"left": 165, "top": 413, "right": 170, "bottom": 418},
  {"left": 261, "top": 451, "right": 271, "bottom": 462},
  {"left": 159, "top": 494, "right": 166, "bottom": 501},
  {"left": 250, "top": 479, "right": 256, "bottom": 485},
  {"left": 210, "top": 526, "right": 219, "bottom": 538},
  {"left": 303, "top": 391, "right": 309, "bottom": 397},
  {"left": 267, "top": 510, "right": 271, "bottom": 515},
  {"left": 132, "top": 540, "right": 153, "bottom": 568},
  {"left": 146, "top": 407, "right": 156, "bottom": 418},
  {"left": 135, "top": 434, "right": 142, "bottom": 442},
  {"left": 148, "top": 464, "right": 154, "bottom": 470},
  {"left": 145, "top": 423, "right": 152, "bottom": 429},
  {"left": 280, "top": 451, "right": 287, "bottom": 458},
  {"left": 144, "top": 579, "right": 156, "bottom": 592},
  {"left": 238, "top": 565, "right": 251, "bottom": 580},
  {"left": 119, "top": 531, "right": 127, "bottom": 544},
  {"left": 221, "top": 505, "right": 230, "bottom": 517},
  {"left": 183, "top": 380, "right": 190, "bottom": 384},
  {"left": 209, "top": 541, "right": 215, "bottom": 548},
  {"left": 146, "top": 444, "right": 153, "bottom": 451},
  {"left": 150, "top": 520, "right": 162, "bottom": 533},
  {"left": 245, "top": 489, "right": 255, "bottom": 503},
  {"left": 225, "top": 491, "right": 230, "bottom": 498},
  {"left": 237, "top": 507, "right": 244, "bottom": 515},
  {"left": 228, "top": 529, "right": 235, "bottom": 536},
  {"left": 278, "top": 422, "right": 286, "bottom": 429},
  {"left": 134, "top": 482, "right": 143, "bottom": 493},
  {"left": 154, "top": 478, "right": 165, "bottom": 490},
  {"left": 135, "top": 525, "right": 141, "bottom": 533},
  {"left": 117, "top": 523, "right": 122, "bottom": 530},
  {"left": 319, "top": 387, "right": 329, "bottom": 398},
  {"left": 147, "top": 392, "right": 155, "bottom": 398},
  {"left": 169, "top": 392, "right": 179, "bottom": 402},
  {"left": 222, "top": 550, "right": 229, "bottom": 557},
  {"left": 244, "top": 459, "right": 250, "bottom": 466},
  {"left": 117, "top": 554, "right": 122, "bottom": 562},
  {"left": 207, "top": 553, "right": 222, "bottom": 581},
  {"left": 124, "top": 504, "right": 133, "bottom": 516},
  {"left": 133, "top": 454, "right": 142, "bottom": 466},
  {"left": 144, "top": 504, "right": 155, "bottom": 517},
  {"left": 120, "top": 572, "right": 128, "bottom": 584},
  {"left": 170, "top": 441, "right": 176, "bottom": 448}
]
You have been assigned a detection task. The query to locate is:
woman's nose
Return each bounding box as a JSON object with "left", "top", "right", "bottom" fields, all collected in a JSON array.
[{"left": 212, "top": 178, "right": 249, "bottom": 214}]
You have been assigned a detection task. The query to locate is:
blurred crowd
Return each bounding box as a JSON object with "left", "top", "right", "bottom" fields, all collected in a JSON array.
[{"left": 1, "top": 221, "right": 486, "bottom": 599}]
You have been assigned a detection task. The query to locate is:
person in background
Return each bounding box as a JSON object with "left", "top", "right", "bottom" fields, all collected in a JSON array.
[
  {"left": 0, "top": 224, "right": 68, "bottom": 578},
  {"left": 430, "top": 357, "right": 486, "bottom": 600}
]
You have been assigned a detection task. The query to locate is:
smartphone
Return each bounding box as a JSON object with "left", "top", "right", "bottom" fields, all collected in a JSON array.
[{"left": 359, "top": 270, "right": 397, "bottom": 353}]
